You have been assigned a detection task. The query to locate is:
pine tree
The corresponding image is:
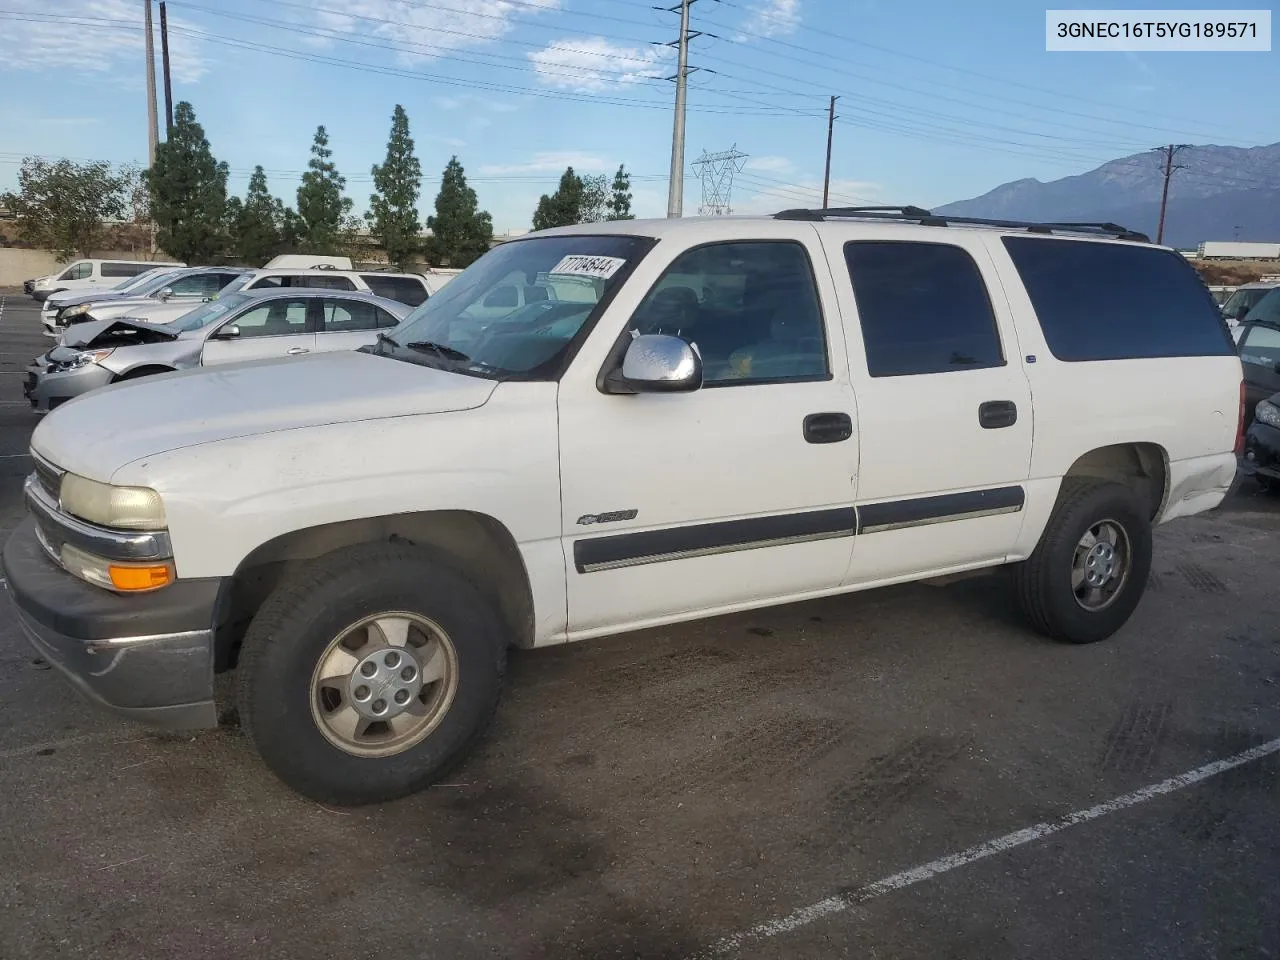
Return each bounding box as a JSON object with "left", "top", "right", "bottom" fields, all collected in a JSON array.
[
  {"left": 607, "top": 164, "right": 634, "bottom": 220},
  {"left": 232, "top": 165, "right": 285, "bottom": 265},
  {"left": 532, "top": 167, "right": 585, "bottom": 230},
  {"left": 145, "top": 101, "right": 229, "bottom": 263},
  {"left": 296, "top": 125, "right": 352, "bottom": 254},
  {"left": 367, "top": 105, "right": 423, "bottom": 268},
  {"left": 425, "top": 157, "right": 493, "bottom": 268}
]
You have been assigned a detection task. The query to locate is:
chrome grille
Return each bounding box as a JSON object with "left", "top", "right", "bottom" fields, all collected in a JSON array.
[{"left": 31, "top": 452, "right": 63, "bottom": 503}]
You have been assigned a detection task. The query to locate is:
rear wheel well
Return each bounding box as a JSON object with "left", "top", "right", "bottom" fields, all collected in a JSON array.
[
  {"left": 216, "top": 512, "right": 534, "bottom": 671},
  {"left": 1061, "top": 443, "right": 1168, "bottom": 520},
  {"left": 113, "top": 365, "right": 175, "bottom": 382}
]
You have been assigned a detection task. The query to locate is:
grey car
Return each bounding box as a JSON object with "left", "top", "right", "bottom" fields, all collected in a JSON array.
[{"left": 25, "top": 289, "right": 411, "bottom": 413}]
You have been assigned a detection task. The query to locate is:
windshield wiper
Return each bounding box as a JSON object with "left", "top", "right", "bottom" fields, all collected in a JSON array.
[
  {"left": 405, "top": 340, "right": 471, "bottom": 363},
  {"left": 376, "top": 331, "right": 401, "bottom": 349}
]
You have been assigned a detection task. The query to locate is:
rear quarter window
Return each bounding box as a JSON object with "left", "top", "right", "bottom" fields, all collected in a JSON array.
[
  {"left": 101, "top": 262, "right": 149, "bottom": 278},
  {"left": 360, "top": 275, "right": 429, "bottom": 306},
  {"left": 1002, "top": 237, "right": 1234, "bottom": 361}
]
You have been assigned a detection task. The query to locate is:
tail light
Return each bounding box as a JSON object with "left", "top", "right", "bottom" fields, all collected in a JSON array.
[{"left": 1235, "top": 380, "right": 1247, "bottom": 455}]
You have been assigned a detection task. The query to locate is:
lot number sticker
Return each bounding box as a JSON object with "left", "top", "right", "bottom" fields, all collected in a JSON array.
[{"left": 548, "top": 255, "right": 627, "bottom": 279}]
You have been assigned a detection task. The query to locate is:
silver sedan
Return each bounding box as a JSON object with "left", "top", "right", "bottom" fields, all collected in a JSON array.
[{"left": 25, "top": 289, "right": 412, "bottom": 413}]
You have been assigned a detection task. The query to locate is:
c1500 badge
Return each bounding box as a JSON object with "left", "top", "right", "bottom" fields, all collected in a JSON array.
[{"left": 576, "top": 509, "right": 639, "bottom": 525}]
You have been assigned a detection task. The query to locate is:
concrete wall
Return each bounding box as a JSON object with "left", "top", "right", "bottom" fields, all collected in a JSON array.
[{"left": 0, "top": 248, "right": 167, "bottom": 288}]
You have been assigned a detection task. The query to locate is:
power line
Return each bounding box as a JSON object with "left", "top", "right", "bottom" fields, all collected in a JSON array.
[{"left": 709, "top": 0, "right": 1269, "bottom": 140}]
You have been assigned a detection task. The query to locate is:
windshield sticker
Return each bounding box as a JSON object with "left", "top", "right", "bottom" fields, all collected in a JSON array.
[{"left": 548, "top": 255, "right": 627, "bottom": 280}]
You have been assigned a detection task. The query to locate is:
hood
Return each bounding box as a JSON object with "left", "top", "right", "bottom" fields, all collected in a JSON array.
[
  {"left": 31, "top": 350, "right": 499, "bottom": 479},
  {"left": 53, "top": 291, "right": 158, "bottom": 312},
  {"left": 53, "top": 319, "right": 178, "bottom": 355}
]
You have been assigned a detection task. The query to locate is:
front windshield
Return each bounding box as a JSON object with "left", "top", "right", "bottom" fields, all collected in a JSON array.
[
  {"left": 1242, "top": 288, "right": 1280, "bottom": 325},
  {"left": 384, "top": 234, "right": 650, "bottom": 379},
  {"left": 169, "top": 292, "right": 252, "bottom": 332}
]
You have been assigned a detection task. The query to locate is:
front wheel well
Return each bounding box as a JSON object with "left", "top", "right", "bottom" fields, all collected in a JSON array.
[
  {"left": 112, "top": 365, "right": 176, "bottom": 382},
  {"left": 216, "top": 511, "right": 535, "bottom": 671},
  {"left": 1061, "top": 442, "right": 1168, "bottom": 520}
]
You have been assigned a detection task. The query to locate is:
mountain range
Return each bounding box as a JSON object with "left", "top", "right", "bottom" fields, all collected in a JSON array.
[{"left": 934, "top": 143, "right": 1280, "bottom": 248}]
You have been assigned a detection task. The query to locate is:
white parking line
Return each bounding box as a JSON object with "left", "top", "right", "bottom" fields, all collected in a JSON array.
[{"left": 698, "top": 735, "right": 1280, "bottom": 958}]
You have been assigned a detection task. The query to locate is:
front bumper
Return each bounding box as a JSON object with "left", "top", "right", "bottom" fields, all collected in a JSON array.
[
  {"left": 1242, "top": 419, "right": 1280, "bottom": 480},
  {"left": 31, "top": 288, "right": 58, "bottom": 303},
  {"left": 2, "top": 518, "right": 225, "bottom": 729},
  {"left": 24, "top": 355, "right": 113, "bottom": 413},
  {"left": 23, "top": 280, "right": 34, "bottom": 295}
]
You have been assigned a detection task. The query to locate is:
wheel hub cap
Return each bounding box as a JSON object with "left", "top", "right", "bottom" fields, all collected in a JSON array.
[
  {"left": 347, "top": 647, "right": 423, "bottom": 721},
  {"left": 1084, "top": 541, "right": 1117, "bottom": 586}
]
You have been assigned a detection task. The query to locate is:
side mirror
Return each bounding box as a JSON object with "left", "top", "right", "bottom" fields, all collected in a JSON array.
[
  {"left": 157, "top": 287, "right": 174, "bottom": 302},
  {"left": 605, "top": 334, "right": 703, "bottom": 394},
  {"left": 214, "top": 324, "right": 240, "bottom": 340}
]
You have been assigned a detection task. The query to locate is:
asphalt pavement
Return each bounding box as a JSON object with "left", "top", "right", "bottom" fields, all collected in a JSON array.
[{"left": 0, "top": 291, "right": 1276, "bottom": 960}]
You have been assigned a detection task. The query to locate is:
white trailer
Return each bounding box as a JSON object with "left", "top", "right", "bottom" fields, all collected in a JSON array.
[{"left": 1197, "top": 241, "right": 1280, "bottom": 260}]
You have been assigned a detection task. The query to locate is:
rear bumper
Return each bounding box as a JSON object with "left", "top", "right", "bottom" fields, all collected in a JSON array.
[{"left": 2, "top": 518, "right": 226, "bottom": 730}]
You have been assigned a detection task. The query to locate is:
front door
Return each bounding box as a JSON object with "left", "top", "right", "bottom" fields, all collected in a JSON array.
[
  {"left": 558, "top": 233, "right": 860, "bottom": 636},
  {"left": 1239, "top": 322, "right": 1280, "bottom": 416},
  {"left": 823, "top": 232, "right": 1035, "bottom": 583},
  {"left": 201, "top": 296, "right": 316, "bottom": 365}
]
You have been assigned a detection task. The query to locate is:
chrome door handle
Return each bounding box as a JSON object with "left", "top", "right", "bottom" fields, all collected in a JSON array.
[{"left": 286, "top": 347, "right": 310, "bottom": 355}]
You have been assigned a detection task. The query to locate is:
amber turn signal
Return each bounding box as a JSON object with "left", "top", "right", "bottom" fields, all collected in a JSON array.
[{"left": 107, "top": 563, "right": 173, "bottom": 591}]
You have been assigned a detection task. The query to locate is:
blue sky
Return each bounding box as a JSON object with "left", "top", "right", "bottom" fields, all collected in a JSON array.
[{"left": 1, "top": 0, "right": 1276, "bottom": 233}]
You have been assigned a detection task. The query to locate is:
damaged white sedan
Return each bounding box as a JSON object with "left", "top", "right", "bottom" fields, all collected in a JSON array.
[{"left": 25, "top": 289, "right": 411, "bottom": 413}]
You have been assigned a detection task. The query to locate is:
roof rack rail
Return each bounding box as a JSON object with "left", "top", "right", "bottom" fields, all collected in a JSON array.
[{"left": 772, "top": 207, "right": 1149, "bottom": 242}]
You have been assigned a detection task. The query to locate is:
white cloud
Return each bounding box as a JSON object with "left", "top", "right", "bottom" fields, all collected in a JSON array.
[
  {"left": 739, "top": 0, "right": 802, "bottom": 39},
  {"left": 300, "top": 0, "right": 560, "bottom": 66},
  {"left": 478, "top": 151, "right": 614, "bottom": 176},
  {"left": 0, "top": 0, "right": 209, "bottom": 83},
  {"left": 744, "top": 156, "right": 797, "bottom": 174},
  {"left": 528, "top": 37, "right": 669, "bottom": 92}
]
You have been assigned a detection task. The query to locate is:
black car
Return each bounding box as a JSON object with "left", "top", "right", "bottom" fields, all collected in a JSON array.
[
  {"left": 1236, "top": 288, "right": 1280, "bottom": 415},
  {"left": 1243, "top": 389, "right": 1280, "bottom": 492}
]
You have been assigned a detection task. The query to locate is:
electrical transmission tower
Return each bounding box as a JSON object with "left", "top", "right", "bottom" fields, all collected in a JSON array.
[{"left": 693, "top": 146, "right": 748, "bottom": 216}]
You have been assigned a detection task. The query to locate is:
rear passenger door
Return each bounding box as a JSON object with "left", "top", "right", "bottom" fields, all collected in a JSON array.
[
  {"left": 200, "top": 297, "right": 316, "bottom": 365},
  {"left": 826, "top": 234, "right": 1034, "bottom": 582},
  {"left": 316, "top": 297, "right": 400, "bottom": 353}
]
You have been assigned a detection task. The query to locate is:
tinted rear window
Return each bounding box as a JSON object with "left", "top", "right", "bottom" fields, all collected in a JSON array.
[
  {"left": 360, "top": 275, "right": 428, "bottom": 306},
  {"left": 101, "top": 262, "right": 151, "bottom": 278},
  {"left": 1002, "top": 237, "right": 1234, "bottom": 361},
  {"left": 844, "top": 241, "right": 1004, "bottom": 377}
]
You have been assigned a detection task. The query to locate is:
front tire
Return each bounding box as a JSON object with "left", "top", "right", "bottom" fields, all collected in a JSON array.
[
  {"left": 1012, "top": 479, "right": 1152, "bottom": 644},
  {"left": 236, "top": 543, "right": 507, "bottom": 804}
]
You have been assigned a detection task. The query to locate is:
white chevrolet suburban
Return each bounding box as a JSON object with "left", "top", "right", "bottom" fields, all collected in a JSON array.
[{"left": 2, "top": 208, "right": 1244, "bottom": 805}]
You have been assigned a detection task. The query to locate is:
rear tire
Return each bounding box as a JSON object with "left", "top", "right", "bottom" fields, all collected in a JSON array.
[
  {"left": 1011, "top": 479, "right": 1152, "bottom": 644},
  {"left": 236, "top": 542, "right": 507, "bottom": 805}
]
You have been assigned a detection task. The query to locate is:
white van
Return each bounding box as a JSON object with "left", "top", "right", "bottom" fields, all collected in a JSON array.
[{"left": 29, "top": 258, "right": 184, "bottom": 301}]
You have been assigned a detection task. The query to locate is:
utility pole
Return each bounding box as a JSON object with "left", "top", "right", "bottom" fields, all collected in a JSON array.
[
  {"left": 159, "top": 1, "right": 174, "bottom": 135},
  {"left": 822, "top": 95, "right": 839, "bottom": 208},
  {"left": 665, "top": 0, "right": 699, "bottom": 218},
  {"left": 1154, "top": 143, "right": 1190, "bottom": 245},
  {"left": 144, "top": 0, "right": 159, "bottom": 167}
]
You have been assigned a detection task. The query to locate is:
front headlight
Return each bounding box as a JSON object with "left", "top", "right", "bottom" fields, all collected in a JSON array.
[
  {"left": 62, "top": 304, "right": 91, "bottom": 319},
  {"left": 1256, "top": 400, "right": 1280, "bottom": 429},
  {"left": 59, "top": 473, "right": 166, "bottom": 530},
  {"left": 53, "top": 348, "right": 113, "bottom": 372}
]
